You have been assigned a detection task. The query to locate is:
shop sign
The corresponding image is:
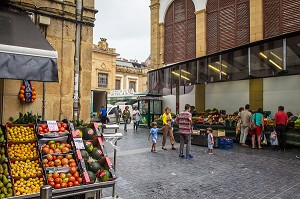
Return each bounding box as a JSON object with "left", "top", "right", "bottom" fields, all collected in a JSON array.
[
  {"left": 47, "top": 120, "right": 59, "bottom": 132},
  {"left": 110, "top": 89, "right": 134, "bottom": 96}
]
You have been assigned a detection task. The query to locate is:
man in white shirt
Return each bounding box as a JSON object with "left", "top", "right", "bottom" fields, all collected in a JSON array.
[{"left": 240, "top": 104, "right": 252, "bottom": 147}]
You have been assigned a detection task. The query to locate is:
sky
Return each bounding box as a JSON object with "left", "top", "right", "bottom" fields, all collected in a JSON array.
[{"left": 93, "top": 0, "right": 150, "bottom": 63}]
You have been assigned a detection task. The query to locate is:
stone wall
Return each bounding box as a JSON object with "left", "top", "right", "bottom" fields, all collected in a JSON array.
[{"left": 1, "top": 0, "right": 96, "bottom": 123}]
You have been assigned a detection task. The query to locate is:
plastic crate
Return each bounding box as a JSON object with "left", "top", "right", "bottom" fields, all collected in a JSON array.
[
  {"left": 218, "top": 137, "right": 234, "bottom": 149},
  {"left": 219, "top": 143, "right": 233, "bottom": 149}
]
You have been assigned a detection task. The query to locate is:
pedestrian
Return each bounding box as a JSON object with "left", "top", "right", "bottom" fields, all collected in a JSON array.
[
  {"left": 122, "top": 106, "right": 131, "bottom": 132},
  {"left": 161, "top": 107, "right": 176, "bottom": 150},
  {"left": 132, "top": 106, "right": 141, "bottom": 131},
  {"left": 115, "top": 105, "right": 122, "bottom": 125},
  {"left": 274, "top": 106, "right": 288, "bottom": 151},
  {"left": 240, "top": 104, "right": 252, "bottom": 147},
  {"left": 236, "top": 107, "right": 244, "bottom": 141},
  {"left": 175, "top": 104, "right": 193, "bottom": 159},
  {"left": 148, "top": 122, "right": 159, "bottom": 153},
  {"left": 250, "top": 108, "right": 264, "bottom": 149},
  {"left": 207, "top": 127, "right": 214, "bottom": 155},
  {"left": 100, "top": 105, "right": 107, "bottom": 124}
]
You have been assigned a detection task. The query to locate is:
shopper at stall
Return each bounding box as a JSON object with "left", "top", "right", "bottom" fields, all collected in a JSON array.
[
  {"left": 274, "top": 106, "right": 288, "bottom": 151},
  {"left": 132, "top": 107, "right": 141, "bottom": 131},
  {"left": 240, "top": 104, "right": 252, "bottom": 147},
  {"left": 250, "top": 108, "right": 264, "bottom": 149},
  {"left": 100, "top": 105, "right": 108, "bottom": 124},
  {"left": 148, "top": 122, "right": 159, "bottom": 153},
  {"left": 161, "top": 107, "right": 176, "bottom": 150},
  {"left": 175, "top": 104, "right": 193, "bottom": 159},
  {"left": 207, "top": 127, "right": 214, "bottom": 155},
  {"left": 122, "top": 106, "right": 131, "bottom": 132},
  {"left": 115, "top": 105, "right": 122, "bottom": 125}
]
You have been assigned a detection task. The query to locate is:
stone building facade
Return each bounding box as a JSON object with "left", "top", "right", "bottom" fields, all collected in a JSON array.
[
  {"left": 92, "top": 39, "right": 148, "bottom": 99},
  {"left": 0, "top": 0, "right": 96, "bottom": 122}
]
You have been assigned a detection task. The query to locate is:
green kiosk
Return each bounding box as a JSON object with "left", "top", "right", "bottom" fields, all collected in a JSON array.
[{"left": 137, "top": 94, "right": 163, "bottom": 128}]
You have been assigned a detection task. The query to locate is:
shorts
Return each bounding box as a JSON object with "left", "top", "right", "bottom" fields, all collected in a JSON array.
[
  {"left": 208, "top": 144, "right": 213, "bottom": 150},
  {"left": 250, "top": 125, "right": 262, "bottom": 136},
  {"left": 152, "top": 138, "right": 157, "bottom": 144}
]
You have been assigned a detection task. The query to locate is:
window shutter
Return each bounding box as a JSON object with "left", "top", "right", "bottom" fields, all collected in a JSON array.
[
  {"left": 164, "top": 25, "right": 173, "bottom": 64},
  {"left": 174, "top": 21, "right": 186, "bottom": 62},
  {"left": 264, "top": 0, "right": 280, "bottom": 38},
  {"left": 207, "top": 11, "right": 218, "bottom": 54},
  {"left": 186, "top": 18, "right": 196, "bottom": 59},
  {"left": 236, "top": 1, "right": 250, "bottom": 46},
  {"left": 282, "top": 0, "right": 300, "bottom": 34},
  {"left": 219, "top": 5, "right": 236, "bottom": 51}
]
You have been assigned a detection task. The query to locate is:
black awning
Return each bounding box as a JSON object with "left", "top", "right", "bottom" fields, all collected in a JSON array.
[{"left": 0, "top": 8, "right": 58, "bottom": 82}]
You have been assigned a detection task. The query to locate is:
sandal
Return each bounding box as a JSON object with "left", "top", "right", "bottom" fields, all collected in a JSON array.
[
  {"left": 172, "top": 146, "right": 177, "bottom": 150},
  {"left": 162, "top": 147, "right": 167, "bottom": 150}
]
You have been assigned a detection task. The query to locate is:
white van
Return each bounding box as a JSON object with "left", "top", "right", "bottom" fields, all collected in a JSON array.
[{"left": 107, "top": 105, "right": 133, "bottom": 123}]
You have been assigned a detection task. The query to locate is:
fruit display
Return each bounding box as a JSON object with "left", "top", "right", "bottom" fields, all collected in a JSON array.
[
  {"left": 82, "top": 128, "right": 96, "bottom": 140},
  {"left": 18, "top": 81, "right": 36, "bottom": 103},
  {"left": 294, "top": 115, "right": 300, "bottom": 128},
  {"left": 14, "top": 177, "right": 44, "bottom": 196},
  {"left": 46, "top": 168, "right": 82, "bottom": 189},
  {"left": 0, "top": 147, "right": 7, "bottom": 162},
  {"left": 10, "top": 159, "right": 43, "bottom": 178},
  {"left": 40, "top": 140, "right": 72, "bottom": 155},
  {"left": 0, "top": 127, "right": 4, "bottom": 143},
  {"left": 6, "top": 125, "right": 35, "bottom": 142},
  {"left": 7, "top": 143, "right": 38, "bottom": 160},
  {"left": 37, "top": 122, "right": 69, "bottom": 135},
  {"left": 42, "top": 154, "right": 77, "bottom": 168},
  {"left": 0, "top": 175, "right": 13, "bottom": 198}
]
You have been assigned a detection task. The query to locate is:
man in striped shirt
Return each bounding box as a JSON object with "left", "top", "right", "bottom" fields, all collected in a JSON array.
[{"left": 175, "top": 104, "right": 193, "bottom": 159}]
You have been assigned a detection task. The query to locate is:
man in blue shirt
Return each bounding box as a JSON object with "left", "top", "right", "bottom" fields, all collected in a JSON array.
[{"left": 100, "top": 105, "right": 107, "bottom": 124}]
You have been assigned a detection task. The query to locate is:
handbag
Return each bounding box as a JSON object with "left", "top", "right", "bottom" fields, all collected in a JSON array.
[{"left": 249, "top": 113, "right": 257, "bottom": 130}]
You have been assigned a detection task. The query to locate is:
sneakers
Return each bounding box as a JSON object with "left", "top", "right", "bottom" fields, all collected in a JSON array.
[
  {"left": 179, "top": 154, "right": 185, "bottom": 158},
  {"left": 186, "top": 154, "right": 193, "bottom": 159},
  {"left": 296, "top": 155, "right": 300, "bottom": 159}
]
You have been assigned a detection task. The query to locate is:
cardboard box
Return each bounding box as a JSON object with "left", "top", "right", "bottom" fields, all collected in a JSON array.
[{"left": 212, "top": 129, "right": 225, "bottom": 137}]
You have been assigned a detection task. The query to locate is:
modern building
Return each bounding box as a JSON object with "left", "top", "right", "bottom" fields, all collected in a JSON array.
[
  {"left": 149, "top": 0, "right": 300, "bottom": 116},
  {"left": 0, "top": 0, "right": 96, "bottom": 123},
  {"left": 91, "top": 39, "right": 148, "bottom": 108}
]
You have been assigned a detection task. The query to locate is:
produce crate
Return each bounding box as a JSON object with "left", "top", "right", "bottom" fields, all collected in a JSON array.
[
  {"left": 212, "top": 129, "right": 226, "bottom": 137},
  {"left": 10, "top": 157, "right": 43, "bottom": 178},
  {"left": 12, "top": 174, "right": 45, "bottom": 196},
  {"left": 6, "top": 141, "right": 39, "bottom": 160},
  {"left": 6, "top": 123, "right": 36, "bottom": 143},
  {"left": 38, "top": 136, "right": 74, "bottom": 156},
  {"left": 36, "top": 120, "right": 72, "bottom": 138},
  {"left": 218, "top": 137, "right": 233, "bottom": 150}
]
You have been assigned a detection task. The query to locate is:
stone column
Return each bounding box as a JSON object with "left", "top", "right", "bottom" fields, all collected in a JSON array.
[
  {"left": 250, "top": 0, "right": 263, "bottom": 42},
  {"left": 249, "top": 79, "right": 263, "bottom": 111},
  {"left": 150, "top": 0, "right": 160, "bottom": 69},
  {"left": 195, "top": 9, "right": 206, "bottom": 57},
  {"left": 159, "top": 22, "right": 164, "bottom": 66},
  {"left": 195, "top": 84, "right": 205, "bottom": 112}
]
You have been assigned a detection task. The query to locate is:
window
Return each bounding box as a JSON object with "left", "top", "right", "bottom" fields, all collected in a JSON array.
[
  {"left": 129, "top": 81, "right": 136, "bottom": 92},
  {"left": 98, "top": 73, "right": 108, "bottom": 88},
  {"left": 115, "top": 79, "right": 121, "bottom": 90}
]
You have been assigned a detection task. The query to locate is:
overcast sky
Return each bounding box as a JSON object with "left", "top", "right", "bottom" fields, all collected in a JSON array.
[{"left": 93, "top": 0, "right": 150, "bottom": 63}]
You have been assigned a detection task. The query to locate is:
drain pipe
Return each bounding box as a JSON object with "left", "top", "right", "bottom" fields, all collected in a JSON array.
[{"left": 74, "top": 0, "right": 82, "bottom": 120}]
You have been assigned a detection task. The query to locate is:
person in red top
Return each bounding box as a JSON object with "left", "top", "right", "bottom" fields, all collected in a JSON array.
[{"left": 274, "top": 106, "right": 288, "bottom": 151}]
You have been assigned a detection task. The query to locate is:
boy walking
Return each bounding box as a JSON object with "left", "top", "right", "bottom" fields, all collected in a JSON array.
[
  {"left": 175, "top": 104, "right": 193, "bottom": 159},
  {"left": 207, "top": 128, "right": 214, "bottom": 154},
  {"left": 148, "top": 122, "right": 159, "bottom": 152}
]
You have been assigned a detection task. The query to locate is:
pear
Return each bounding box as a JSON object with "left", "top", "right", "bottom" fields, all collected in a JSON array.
[
  {"left": 3, "top": 170, "right": 9, "bottom": 177},
  {"left": 0, "top": 147, "right": 4, "bottom": 155},
  {"left": 2, "top": 176, "right": 8, "bottom": 185},
  {"left": 5, "top": 183, "right": 12, "bottom": 189},
  {"left": 2, "top": 164, "right": 7, "bottom": 170},
  {"left": 0, "top": 135, "right": 4, "bottom": 142},
  {"left": 0, "top": 166, "right": 3, "bottom": 174},
  {"left": 0, "top": 193, "right": 4, "bottom": 199},
  {"left": 7, "top": 188, "right": 12, "bottom": 194},
  {"left": 0, "top": 182, "right": 3, "bottom": 188},
  {"left": 5, "top": 193, "right": 12, "bottom": 198},
  {"left": 1, "top": 187, "right": 7, "bottom": 194}
]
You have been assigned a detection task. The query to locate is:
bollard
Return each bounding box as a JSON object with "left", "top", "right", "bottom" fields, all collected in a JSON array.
[{"left": 40, "top": 185, "right": 52, "bottom": 199}]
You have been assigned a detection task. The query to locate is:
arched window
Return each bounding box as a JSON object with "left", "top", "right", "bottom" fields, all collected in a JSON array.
[
  {"left": 264, "top": 0, "right": 300, "bottom": 38},
  {"left": 164, "top": 0, "right": 196, "bottom": 65},
  {"left": 206, "top": 0, "right": 250, "bottom": 54}
]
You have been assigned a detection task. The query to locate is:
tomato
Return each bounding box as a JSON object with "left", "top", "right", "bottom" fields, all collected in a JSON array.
[
  {"left": 55, "top": 178, "right": 62, "bottom": 184},
  {"left": 49, "top": 181, "right": 55, "bottom": 188},
  {"left": 69, "top": 162, "right": 77, "bottom": 167},
  {"left": 38, "top": 126, "right": 43, "bottom": 131},
  {"left": 70, "top": 167, "right": 77, "bottom": 174},
  {"left": 52, "top": 155, "right": 57, "bottom": 160},
  {"left": 59, "top": 127, "right": 65, "bottom": 132},
  {"left": 65, "top": 154, "right": 73, "bottom": 159},
  {"left": 54, "top": 148, "right": 61, "bottom": 153},
  {"left": 67, "top": 182, "right": 73, "bottom": 187},
  {"left": 66, "top": 173, "right": 72, "bottom": 178},
  {"left": 42, "top": 147, "right": 50, "bottom": 154},
  {"left": 48, "top": 161, "right": 54, "bottom": 167},
  {"left": 48, "top": 177, "right": 54, "bottom": 182},
  {"left": 46, "top": 155, "right": 53, "bottom": 161},
  {"left": 61, "top": 182, "right": 67, "bottom": 188},
  {"left": 65, "top": 144, "right": 71, "bottom": 149},
  {"left": 73, "top": 181, "right": 79, "bottom": 186},
  {"left": 76, "top": 177, "right": 83, "bottom": 184},
  {"left": 57, "top": 155, "right": 64, "bottom": 160},
  {"left": 59, "top": 173, "right": 66, "bottom": 179},
  {"left": 61, "top": 158, "right": 69, "bottom": 166},
  {"left": 57, "top": 123, "right": 62, "bottom": 128},
  {"left": 69, "top": 159, "right": 75, "bottom": 163},
  {"left": 53, "top": 172, "right": 59, "bottom": 179},
  {"left": 68, "top": 176, "right": 76, "bottom": 183},
  {"left": 62, "top": 123, "right": 68, "bottom": 129},
  {"left": 73, "top": 173, "right": 79, "bottom": 179},
  {"left": 55, "top": 183, "right": 61, "bottom": 189},
  {"left": 40, "top": 124, "right": 47, "bottom": 129},
  {"left": 44, "top": 128, "right": 49, "bottom": 133},
  {"left": 62, "top": 177, "right": 69, "bottom": 183}
]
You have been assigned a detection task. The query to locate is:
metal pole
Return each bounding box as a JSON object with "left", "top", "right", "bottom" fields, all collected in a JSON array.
[
  {"left": 283, "top": 38, "right": 287, "bottom": 70},
  {"left": 42, "top": 82, "right": 46, "bottom": 121},
  {"left": 112, "top": 139, "right": 117, "bottom": 197},
  {"left": 40, "top": 185, "right": 52, "bottom": 199},
  {"left": 248, "top": 47, "right": 251, "bottom": 76}
]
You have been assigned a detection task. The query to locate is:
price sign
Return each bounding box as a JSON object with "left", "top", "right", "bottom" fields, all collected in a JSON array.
[
  {"left": 73, "top": 138, "right": 85, "bottom": 150},
  {"left": 47, "top": 121, "right": 59, "bottom": 132}
]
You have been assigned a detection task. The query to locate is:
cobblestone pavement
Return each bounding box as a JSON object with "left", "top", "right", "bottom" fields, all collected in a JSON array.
[{"left": 102, "top": 125, "right": 300, "bottom": 199}]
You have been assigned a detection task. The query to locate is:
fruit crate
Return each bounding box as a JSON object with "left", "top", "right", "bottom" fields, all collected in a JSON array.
[
  {"left": 41, "top": 152, "right": 79, "bottom": 173},
  {"left": 12, "top": 174, "right": 45, "bottom": 196},
  {"left": 36, "top": 120, "right": 72, "bottom": 138},
  {"left": 73, "top": 123, "right": 102, "bottom": 141},
  {"left": 6, "top": 123, "right": 36, "bottom": 143},
  {"left": 38, "top": 136, "right": 74, "bottom": 156},
  {"left": 10, "top": 157, "right": 43, "bottom": 178},
  {"left": 218, "top": 137, "right": 234, "bottom": 150},
  {"left": 6, "top": 141, "right": 39, "bottom": 161},
  {"left": 0, "top": 175, "right": 14, "bottom": 197}
]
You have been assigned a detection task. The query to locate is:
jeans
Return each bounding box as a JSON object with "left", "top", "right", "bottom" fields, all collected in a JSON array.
[
  {"left": 133, "top": 121, "right": 139, "bottom": 130},
  {"left": 124, "top": 119, "right": 128, "bottom": 130},
  {"left": 240, "top": 126, "right": 249, "bottom": 144},
  {"left": 179, "top": 134, "right": 191, "bottom": 156},
  {"left": 276, "top": 124, "right": 286, "bottom": 150}
]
